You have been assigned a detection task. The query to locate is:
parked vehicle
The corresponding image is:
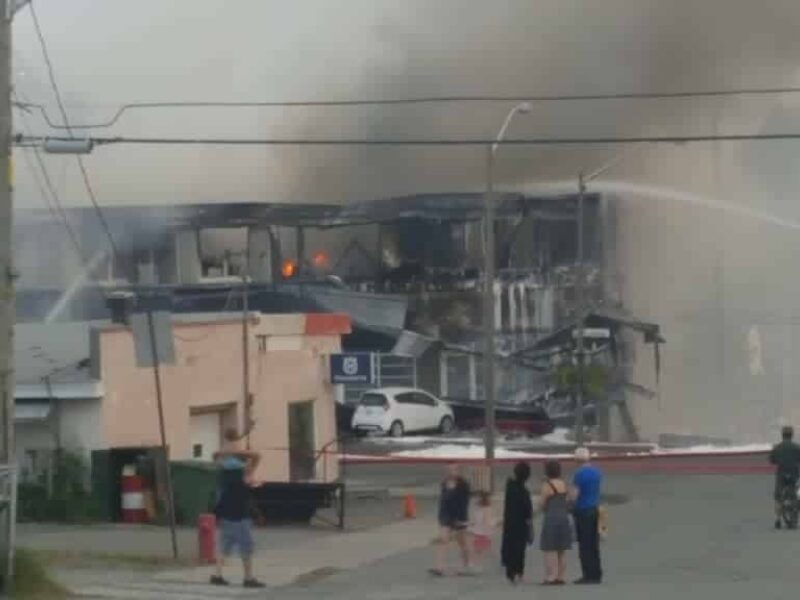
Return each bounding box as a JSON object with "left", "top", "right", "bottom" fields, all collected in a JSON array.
[
  {"left": 351, "top": 388, "right": 455, "bottom": 437},
  {"left": 446, "top": 399, "right": 555, "bottom": 436}
]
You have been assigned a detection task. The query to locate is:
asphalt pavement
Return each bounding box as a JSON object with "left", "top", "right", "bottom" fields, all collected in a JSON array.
[
  {"left": 49, "top": 456, "right": 798, "bottom": 599},
  {"left": 279, "top": 468, "right": 798, "bottom": 600}
]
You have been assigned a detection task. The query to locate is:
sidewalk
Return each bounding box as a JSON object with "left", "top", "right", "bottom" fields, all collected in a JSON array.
[
  {"left": 154, "top": 515, "right": 437, "bottom": 588},
  {"left": 55, "top": 470, "right": 800, "bottom": 599}
]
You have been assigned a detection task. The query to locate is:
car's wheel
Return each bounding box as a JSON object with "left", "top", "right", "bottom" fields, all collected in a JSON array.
[
  {"left": 390, "top": 420, "right": 405, "bottom": 438},
  {"left": 439, "top": 416, "right": 455, "bottom": 435}
]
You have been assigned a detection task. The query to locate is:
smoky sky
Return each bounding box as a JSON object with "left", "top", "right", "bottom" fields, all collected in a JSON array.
[{"left": 11, "top": 0, "right": 800, "bottom": 208}]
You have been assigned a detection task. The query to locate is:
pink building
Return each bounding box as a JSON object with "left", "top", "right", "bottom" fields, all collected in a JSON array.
[
  {"left": 94, "top": 312, "right": 350, "bottom": 483},
  {"left": 15, "top": 312, "right": 350, "bottom": 507}
]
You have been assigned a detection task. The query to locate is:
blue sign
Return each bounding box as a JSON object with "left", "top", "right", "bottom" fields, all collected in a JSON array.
[{"left": 330, "top": 353, "right": 374, "bottom": 384}]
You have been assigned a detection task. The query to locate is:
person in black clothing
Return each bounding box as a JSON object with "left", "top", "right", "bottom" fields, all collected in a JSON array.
[
  {"left": 210, "top": 430, "right": 264, "bottom": 589},
  {"left": 430, "top": 463, "right": 472, "bottom": 576},
  {"left": 501, "top": 462, "right": 533, "bottom": 584},
  {"left": 769, "top": 425, "right": 800, "bottom": 529}
]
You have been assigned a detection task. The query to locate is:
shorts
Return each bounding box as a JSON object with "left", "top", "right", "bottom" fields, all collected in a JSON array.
[
  {"left": 774, "top": 474, "right": 798, "bottom": 501},
  {"left": 439, "top": 516, "right": 468, "bottom": 530},
  {"left": 219, "top": 518, "right": 254, "bottom": 558}
]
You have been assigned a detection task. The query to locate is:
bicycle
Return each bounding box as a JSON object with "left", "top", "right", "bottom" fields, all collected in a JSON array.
[{"left": 778, "top": 475, "right": 799, "bottom": 530}]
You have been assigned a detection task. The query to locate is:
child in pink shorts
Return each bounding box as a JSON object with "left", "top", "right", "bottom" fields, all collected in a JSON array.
[{"left": 471, "top": 492, "right": 496, "bottom": 562}]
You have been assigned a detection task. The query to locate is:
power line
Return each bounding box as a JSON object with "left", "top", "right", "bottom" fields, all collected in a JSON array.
[
  {"left": 13, "top": 90, "right": 86, "bottom": 262},
  {"left": 21, "top": 131, "right": 800, "bottom": 147},
  {"left": 16, "top": 85, "right": 800, "bottom": 131},
  {"left": 19, "top": 148, "right": 85, "bottom": 261},
  {"left": 28, "top": 0, "right": 119, "bottom": 261}
]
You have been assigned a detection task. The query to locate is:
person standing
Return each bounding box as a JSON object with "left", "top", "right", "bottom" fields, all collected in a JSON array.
[
  {"left": 501, "top": 462, "right": 533, "bottom": 584},
  {"left": 538, "top": 460, "right": 572, "bottom": 585},
  {"left": 571, "top": 447, "right": 603, "bottom": 584},
  {"left": 769, "top": 425, "right": 800, "bottom": 529},
  {"left": 430, "top": 463, "right": 472, "bottom": 576},
  {"left": 210, "top": 431, "right": 265, "bottom": 589}
]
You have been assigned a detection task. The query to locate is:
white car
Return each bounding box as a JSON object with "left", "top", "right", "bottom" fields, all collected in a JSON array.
[{"left": 351, "top": 387, "right": 455, "bottom": 437}]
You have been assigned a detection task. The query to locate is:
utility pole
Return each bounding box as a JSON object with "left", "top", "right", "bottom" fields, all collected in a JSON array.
[
  {"left": 482, "top": 144, "right": 497, "bottom": 466},
  {"left": 241, "top": 272, "right": 251, "bottom": 449},
  {"left": 0, "top": 0, "right": 15, "bottom": 591},
  {"left": 482, "top": 103, "right": 531, "bottom": 491},
  {"left": 145, "top": 308, "right": 178, "bottom": 559},
  {"left": 574, "top": 173, "right": 587, "bottom": 446}
]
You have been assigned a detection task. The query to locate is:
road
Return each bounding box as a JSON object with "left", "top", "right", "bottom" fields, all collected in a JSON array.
[
  {"left": 286, "top": 458, "right": 796, "bottom": 600},
  {"left": 41, "top": 453, "right": 795, "bottom": 599}
]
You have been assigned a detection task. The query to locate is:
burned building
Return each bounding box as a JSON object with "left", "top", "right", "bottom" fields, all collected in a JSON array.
[{"left": 15, "top": 192, "right": 640, "bottom": 436}]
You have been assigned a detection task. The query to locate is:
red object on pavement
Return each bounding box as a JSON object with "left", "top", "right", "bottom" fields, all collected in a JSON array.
[
  {"left": 403, "top": 494, "right": 417, "bottom": 519},
  {"left": 198, "top": 513, "right": 217, "bottom": 564},
  {"left": 121, "top": 473, "right": 147, "bottom": 523}
]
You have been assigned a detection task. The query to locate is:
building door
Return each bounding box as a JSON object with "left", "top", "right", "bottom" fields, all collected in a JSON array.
[
  {"left": 189, "top": 412, "right": 222, "bottom": 462},
  {"left": 288, "top": 401, "right": 316, "bottom": 481}
]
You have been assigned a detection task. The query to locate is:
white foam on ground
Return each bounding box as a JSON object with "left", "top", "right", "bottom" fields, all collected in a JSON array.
[
  {"left": 392, "top": 444, "right": 572, "bottom": 460},
  {"left": 652, "top": 443, "right": 771, "bottom": 455},
  {"left": 364, "top": 435, "right": 483, "bottom": 445},
  {"left": 387, "top": 441, "right": 771, "bottom": 460},
  {"left": 539, "top": 428, "right": 572, "bottom": 445}
]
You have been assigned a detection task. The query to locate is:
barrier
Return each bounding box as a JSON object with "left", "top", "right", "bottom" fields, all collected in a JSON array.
[
  {"left": 403, "top": 494, "right": 417, "bottom": 519},
  {"left": 121, "top": 467, "right": 147, "bottom": 523},
  {"left": 339, "top": 451, "right": 773, "bottom": 475}
]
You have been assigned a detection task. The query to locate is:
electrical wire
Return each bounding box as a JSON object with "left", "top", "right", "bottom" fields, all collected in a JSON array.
[
  {"left": 13, "top": 89, "right": 86, "bottom": 262},
  {"left": 28, "top": 0, "right": 119, "bottom": 261},
  {"left": 20, "top": 131, "right": 800, "bottom": 147},
  {"left": 18, "top": 85, "right": 800, "bottom": 131}
]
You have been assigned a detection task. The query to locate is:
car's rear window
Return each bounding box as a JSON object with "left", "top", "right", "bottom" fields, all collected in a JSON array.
[{"left": 360, "top": 393, "right": 388, "bottom": 407}]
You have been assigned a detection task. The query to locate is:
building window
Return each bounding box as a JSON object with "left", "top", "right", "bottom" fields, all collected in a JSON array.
[
  {"left": 442, "top": 352, "right": 473, "bottom": 400},
  {"left": 199, "top": 228, "right": 248, "bottom": 279},
  {"left": 193, "top": 444, "right": 203, "bottom": 459}
]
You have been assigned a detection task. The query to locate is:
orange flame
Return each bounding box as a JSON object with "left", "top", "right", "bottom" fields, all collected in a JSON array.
[
  {"left": 281, "top": 259, "right": 297, "bottom": 279},
  {"left": 312, "top": 251, "right": 328, "bottom": 268}
]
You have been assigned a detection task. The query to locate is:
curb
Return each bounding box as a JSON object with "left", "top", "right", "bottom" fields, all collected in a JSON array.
[{"left": 340, "top": 449, "right": 771, "bottom": 471}]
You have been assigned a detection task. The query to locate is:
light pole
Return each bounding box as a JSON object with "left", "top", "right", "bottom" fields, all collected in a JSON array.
[
  {"left": 483, "top": 102, "right": 531, "bottom": 472},
  {"left": 573, "top": 145, "right": 639, "bottom": 445}
]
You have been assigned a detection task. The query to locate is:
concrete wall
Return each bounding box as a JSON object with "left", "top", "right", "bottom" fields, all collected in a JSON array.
[{"left": 96, "top": 314, "right": 345, "bottom": 482}]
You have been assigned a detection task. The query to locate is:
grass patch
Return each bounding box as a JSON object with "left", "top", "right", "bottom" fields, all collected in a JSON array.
[
  {"left": 14, "top": 548, "right": 70, "bottom": 599},
  {"left": 292, "top": 566, "right": 342, "bottom": 586},
  {"left": 28, "top": 548, "right": 193, "bottom": 571}
]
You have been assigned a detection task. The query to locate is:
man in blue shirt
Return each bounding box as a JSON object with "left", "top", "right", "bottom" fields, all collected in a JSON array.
[
  {"left": 571, "top": 447, "right": 603, "bottom": 584},
  {"left": 210, "top": 428, "right": 265, "bottom": 589}
]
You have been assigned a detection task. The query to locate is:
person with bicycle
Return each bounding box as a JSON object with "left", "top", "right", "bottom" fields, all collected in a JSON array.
[{"left": 769, "top": 425, "right": 800, "bottom": 529}]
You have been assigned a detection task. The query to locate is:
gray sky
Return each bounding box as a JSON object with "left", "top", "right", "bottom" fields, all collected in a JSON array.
[
  {"left": 12, "top": 0, "right": 800, "bottom": 441},
  {"left": 11, "top": 0, "right": 800, "bottom": 208}
]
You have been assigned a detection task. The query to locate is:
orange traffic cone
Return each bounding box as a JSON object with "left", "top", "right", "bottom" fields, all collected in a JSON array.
[{"left": 404, "top": 493, "right": 417, "bottom": 519}]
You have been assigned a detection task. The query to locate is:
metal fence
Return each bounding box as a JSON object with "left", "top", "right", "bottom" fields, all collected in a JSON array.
[{"left": 0, "top": 465, "right": 17, "bottom": 592}]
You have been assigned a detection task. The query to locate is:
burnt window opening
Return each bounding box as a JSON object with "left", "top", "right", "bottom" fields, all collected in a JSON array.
[{"left": 198, "top": 228, "right": 248, "bottom": 279}]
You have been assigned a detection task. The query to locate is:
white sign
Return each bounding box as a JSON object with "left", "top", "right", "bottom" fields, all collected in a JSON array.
[{"left": 572, "top": 328, "right": 611, "bottom": 340}]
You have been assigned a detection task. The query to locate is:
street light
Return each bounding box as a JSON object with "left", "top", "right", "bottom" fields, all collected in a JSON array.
[{"left": 484, "top": 102, "right": 531, "bottom": 472}]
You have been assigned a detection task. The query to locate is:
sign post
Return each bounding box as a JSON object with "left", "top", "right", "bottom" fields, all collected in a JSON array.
[
  {"left": 330, "top": 353, "right": 374, "bottom": 385},
  {"left": 131, "top": 305, "right": 178, "bottom": 559}
]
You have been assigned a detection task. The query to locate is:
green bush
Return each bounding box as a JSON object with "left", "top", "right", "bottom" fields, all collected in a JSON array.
[
  {"left": 555, "top": 363, "right": 609, "bottom": 398},
  {"left": 18, "top": 451, "right": 99, "bottom": 523}
]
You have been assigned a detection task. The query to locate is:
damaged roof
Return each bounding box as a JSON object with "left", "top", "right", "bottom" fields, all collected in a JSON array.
[{"left": 16, "top": 192, "right": 595, "bottom": 230}]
